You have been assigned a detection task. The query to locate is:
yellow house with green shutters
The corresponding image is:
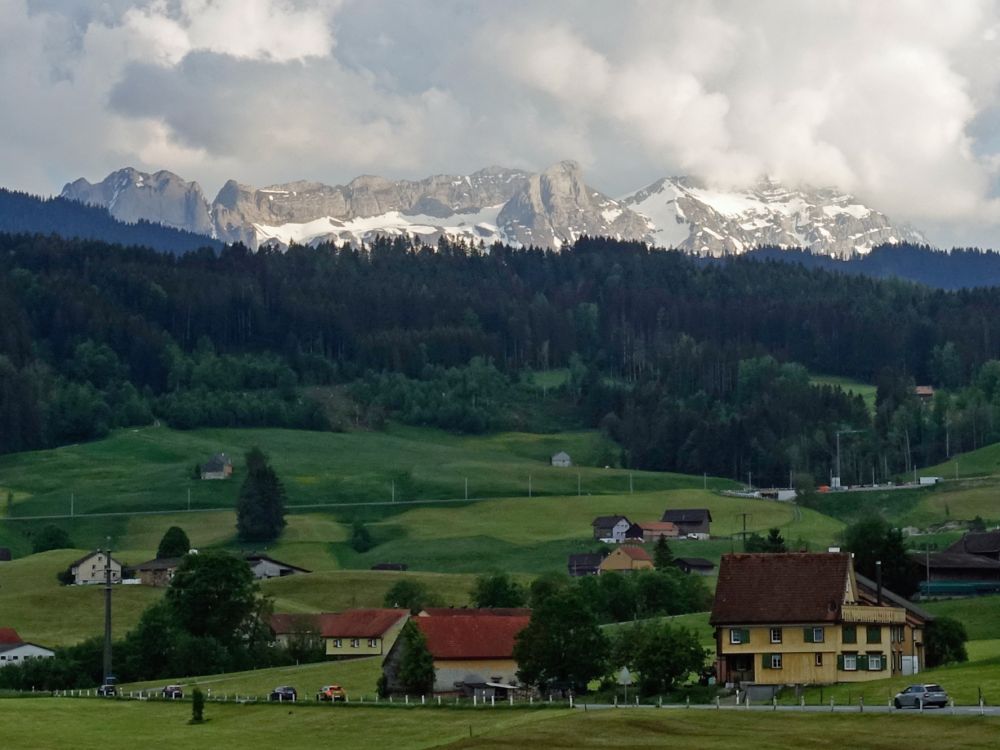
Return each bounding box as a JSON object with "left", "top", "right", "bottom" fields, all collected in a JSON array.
[{"left": 710, "top": 552, "right": 915, "bottom": 686}]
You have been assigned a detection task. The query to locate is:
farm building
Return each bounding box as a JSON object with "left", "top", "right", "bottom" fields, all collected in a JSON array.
[{"left": 550, "top": 451, "right": 572, "bottom": 467}]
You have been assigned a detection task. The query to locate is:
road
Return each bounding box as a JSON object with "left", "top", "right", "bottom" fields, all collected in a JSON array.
[{"left": 576, "top": 702, "right": 1000, "bottom": 716}]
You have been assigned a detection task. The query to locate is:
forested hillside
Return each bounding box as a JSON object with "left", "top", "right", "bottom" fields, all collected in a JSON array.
[
  {"left": 0, "top": 189, "right": 221, "bottom": 255},
  {"left": 3, "top": 232, "right": 1000, "bottom": 484}
]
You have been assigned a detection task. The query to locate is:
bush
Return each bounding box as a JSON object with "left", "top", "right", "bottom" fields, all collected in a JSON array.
[
  {"left": 31, "top": 524, "right": 73, "bottom": 553},
  {"left": 191, "top": 687, "right": 205, "bottom": 723}
]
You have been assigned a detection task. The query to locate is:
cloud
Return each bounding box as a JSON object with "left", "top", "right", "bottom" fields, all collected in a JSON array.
[{"left": 1, "top": 0, "right": 1000, "bottom": 244}]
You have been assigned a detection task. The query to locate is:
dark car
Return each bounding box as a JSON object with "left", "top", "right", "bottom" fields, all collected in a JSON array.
[
  {"left": 162, "top": 684, "right": 184, "bottom": 699},
  {"left": 894, "top": 683, "right": 949, "bottom": 709},
  {"left": 96, "top": 684, "right": 117, "bottom": 698},
  {"left": 269, "top": 685, "right": 297, "bottom": 702}
]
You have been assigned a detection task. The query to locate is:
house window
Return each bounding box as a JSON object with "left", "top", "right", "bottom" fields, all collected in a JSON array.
[
  {"left": 368, "top": 639, "right": 378, "bottom": 648},
  {"left": 333, "top": 639, "right": 342, "bottom": 648},
  {"left": 730, "top": 628, "right": 749, "bottom": 645},
  {"left": 842, "top": 625, "right": 857, "bottom": 644},
  {"left": 812, "top": 627, "right": 825, "bottom": 643},
  {"left": 866, "top": 626, "right": 881, "bottom": 644},
  {"left": 770, "top": 654, "right": 782, "bottom": 669},
  {"left": 769, "top": 628, "right": 782, "bottom": 644},
  {"left": 868, "top": 653, "right": 882, "bottom": 671},
  {"left": 815, "top": 653, "right": 823, "bottom": 667},
  {"left": 350, "top": 639, "right": 360, "bottom": 648},
  {"left": 843, "top": 654, "right": 857, "bottom": 671}
]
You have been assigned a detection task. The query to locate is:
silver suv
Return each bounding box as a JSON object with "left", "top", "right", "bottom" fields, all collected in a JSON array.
[{"left": 893, "top": 684, "right": 948, "bottom": 709}]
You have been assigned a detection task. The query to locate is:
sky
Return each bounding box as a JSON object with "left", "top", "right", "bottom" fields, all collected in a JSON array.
[{"left": 2, "top": 0, "right": 1000, "bottom": 247}]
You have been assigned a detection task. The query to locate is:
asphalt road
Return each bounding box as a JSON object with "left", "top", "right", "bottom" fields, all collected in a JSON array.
[{"left": 576, "top": 702, "right": 1000, "bottom": 716}]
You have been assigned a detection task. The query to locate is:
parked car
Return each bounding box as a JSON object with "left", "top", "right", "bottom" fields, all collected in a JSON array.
[
  {"left": 162, "top": 684, "right": 184, "bottom": 699},
  {"left": 894, "top": 684, "right": 949, "bottom": 709},
  {"left": 317, "top": 684, "right": 347, "bottom": 702},
  {"left": 96, "top": 684, "right": 117, "bottom": 698},
  {"left": 269, "top": 685, "right": 298, "bottom": 702}
]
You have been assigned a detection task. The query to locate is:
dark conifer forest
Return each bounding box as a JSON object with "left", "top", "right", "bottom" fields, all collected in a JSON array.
[{"left": 3, "top": 230, "right": 1000, "bottom": 485}]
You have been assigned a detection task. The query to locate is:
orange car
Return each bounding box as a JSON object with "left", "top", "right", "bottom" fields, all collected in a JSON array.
[{"left": 317, "top": 684, "right": 347, "bottom": 702}]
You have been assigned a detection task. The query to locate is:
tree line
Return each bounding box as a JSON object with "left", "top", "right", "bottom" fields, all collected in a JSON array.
[{"left": 6, "top": 232, "right": 1000, "bottom": 483}]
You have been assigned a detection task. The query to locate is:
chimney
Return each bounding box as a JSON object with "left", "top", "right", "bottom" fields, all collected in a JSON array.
[{"left": 875, "top": 560, "right": 883, "bottom": 606}]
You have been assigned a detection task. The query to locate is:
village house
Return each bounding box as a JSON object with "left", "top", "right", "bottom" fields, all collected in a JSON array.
[
  {"left": 132, "top": 557, "right": 182, "bottom": 587},
  {"left": 567, "top": 552, "right": 606, "bottom": 577},
  {"left": 243, "top": 552, "right": 310, "bottom": 579},
  {"left": 269, "top": 613, "right": 322, "bottom": 647},
  {"left": 674, "top": 557, "right": 716, "bottom": 576},
  {"left": 550, "top": 451, "right": 572, "bottom": 468},
  {"left": 592, "top": 515, "right": 631, "bottom": 543},
  {"left": 855, "top": 573, "right": 932, "bottom": 676},
  {"left": 638, "top": 521, "right": 679, "bottom": 542},
  {"left": 320, "top": 609, "right": 409, "bottom": 658},
  {"left": 0, "top": 628, "right": 55, "bottom": 667},
  {"left": 384, "top": 611, "right": 530, "bottom": 697},
  {"left": 200, "top": 453, "right": 233, "bottom": 480},
  {"left": 710, "top": 552, "right": 918, "bottom": 689},
  {"left": 599, "top": 545, "right": 654, "bottom": 573},
  {"left": 68, "top": 550, "right": 123, "bottom": 585},
  {"left": 662, "top": 509, "right": 712, "bottom": 539}
]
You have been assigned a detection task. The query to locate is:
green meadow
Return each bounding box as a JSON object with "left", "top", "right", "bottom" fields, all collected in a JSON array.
[{"left": 2, "top": 699, "right": 998, "bottom": 750}]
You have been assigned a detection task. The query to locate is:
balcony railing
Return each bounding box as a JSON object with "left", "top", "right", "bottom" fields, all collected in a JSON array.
[{"left": 841, "top": 604, "right": 906, "bottom": 624}]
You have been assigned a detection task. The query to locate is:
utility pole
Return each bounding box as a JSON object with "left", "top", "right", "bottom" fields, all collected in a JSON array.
[
  {"left": 835, "top": 428, "right": 862, "bottom": 489},
  {"left": 103, "top": 537, "right": 113, "bottom": 684},
  {"left": 391, "top": 480, "right": 395, "bottom": 503},
  {"left": 70, "top": 493, "right": 74, "bottom": 517},
  {"left": 739, "top": 512, "right": 751, "bottom": 549},
  {"left": 464, "top": 477, "right": 468, "bottom": 501}
]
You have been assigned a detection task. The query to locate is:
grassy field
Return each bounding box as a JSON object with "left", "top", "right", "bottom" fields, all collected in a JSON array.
[
  {"left": 121, "top": 656, "right": 383, "bottom": 698},
  {"left": 0, "top": 424, "right": 732, "bottom": 523},
  {"left": 0, "top": 550, "right": 162, "bottom": 646},
  {"left": 925, "top": 442, "right": 1000, "bottom": 479},
  {"left": 924, "top": 595, "right": 1000, "bottom": 641},
  {"left": 4, "top": 699, "right": 999, "bottom": 750}
]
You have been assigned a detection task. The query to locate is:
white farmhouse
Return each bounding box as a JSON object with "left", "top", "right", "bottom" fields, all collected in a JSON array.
[{"left": 0, "top": 628, "right": 55, "bottom": 667}]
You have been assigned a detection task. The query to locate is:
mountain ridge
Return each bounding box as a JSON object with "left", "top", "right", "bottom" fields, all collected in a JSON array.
[{"left": 61, "top": 162, "right": 924, "bottom": 257}]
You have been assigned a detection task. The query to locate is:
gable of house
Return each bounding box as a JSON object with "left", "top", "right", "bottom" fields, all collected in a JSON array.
[
  {"left": 711, "top": 553, "right": 851, "bottom": 625},
  {"left": 661, "top": 509, "right": 712, "bottom": 533},
  {"left": 0, "top": 628, "right": 21, "bottom": 645},
  {"left": 599, "top": 545, "right": 653, "bottom": 572}
]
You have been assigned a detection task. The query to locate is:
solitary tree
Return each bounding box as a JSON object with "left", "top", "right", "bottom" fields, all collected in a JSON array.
[
  {"left": 157, "top": 526, "right": 191, "bottom": 558},
  {"left": 633, "top": 623, "right": 706, "bottom": 696},
  {"left": 191, "top": 687, "right": 205, "bottom": 723},
  {"left": 236, "top": 447, "right": 287, "bottom": 542},
  {"left": 653, "top": 536, "right": 674, "bottom": 570},
  {"left": 32, "top": 524, "right": 73, "bottom": 553},
  {"left": 925, "top": 616, "right": 968, "bottom": 667},
  {"left": 383, "top": 579, "right": 434, "bottom": 614},
  {"left": 471, "top": 573, "right": 526, "bottom": 608},
  {"left": 349, "top": 520, "right": 374, "bottom": 553},
  {"left": 395, "top": 621, "right": 435, "bottom": 694},
  {"left": 514, "top": 589, "right": 609, "bottom": 693},
  {"left": 165, "top": 550, "right": 260, "bottom": 648}
]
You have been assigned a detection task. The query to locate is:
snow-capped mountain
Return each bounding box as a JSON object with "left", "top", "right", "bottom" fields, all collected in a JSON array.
[
  {"left": 621, "top": 177, "right": 923, "bottom": 258},
  {"left": 61, "top": 165, "right": 923, "bottom": 257}
]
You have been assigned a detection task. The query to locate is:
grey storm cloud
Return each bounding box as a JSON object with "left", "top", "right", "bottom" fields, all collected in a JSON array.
[{"left": 3, "top": 0, "right": 1000, "bottom": 246}]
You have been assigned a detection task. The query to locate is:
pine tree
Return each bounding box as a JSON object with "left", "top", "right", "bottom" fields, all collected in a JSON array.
[
  {"left": 236, "top": 447, "right": 287, "bottom": 542},
  {"left": 396, "top": 621, "right": 435, "bottom": 694},
  {"left": 157, "top": 526, "right": 191, "bottom": 558},
  {"left": 653, "top": 536, "right": 674, "bottom": 570}
]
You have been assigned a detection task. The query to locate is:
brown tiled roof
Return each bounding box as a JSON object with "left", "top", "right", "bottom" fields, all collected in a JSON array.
[
  {"left": 415, "top": 615, "right": 530, "bottom": 660},
  {"left": 675, "top": 557, "right": 715, "bottom": 569},
  {"left": 319, "top": 609, "right": 408, "bottom": 639},
  {"left": 619, "top": 545, "right": 652, "bottom": 562},
  {"left": 420, "top": 608, "right": 532, "bottom": 617},
  {"left": 947, "top": 531, "right": 1000, "bottom": 557},
  {"left": 710, "top": 553, "right": 850, "bottom": 626},
  {"left": 269, "top": 613, "right": 323, "bottom": 635},
  {"left": 133, "top": 557, "right": 183, "bottom": 571},
  {"left": 0, "top": 628, "right": 22, "bottom": 645}
]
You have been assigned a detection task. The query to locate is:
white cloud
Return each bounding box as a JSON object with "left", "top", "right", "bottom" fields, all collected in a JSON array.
[{"left": 1, "top": 0, "right": 1000, "bottom": 244}]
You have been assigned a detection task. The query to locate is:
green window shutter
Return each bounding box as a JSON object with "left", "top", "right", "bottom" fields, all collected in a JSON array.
[
  {"left": 837, "top": 654, "right": 844, "bottom": 670},
  {"left": 880, "top": 655, "right": 887, "bottom": 671},
  {"left": 762, "top": 654, "right": 770, "bottom": 670},
  {"left": 741, "top": 629, "right": 750, "bottom": 644},
  {"left": 803, "top": 628, "right": 813, "bottom": 643},
  {"left": 843, "top": 626, "right": 856, "bottom": 644}
]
